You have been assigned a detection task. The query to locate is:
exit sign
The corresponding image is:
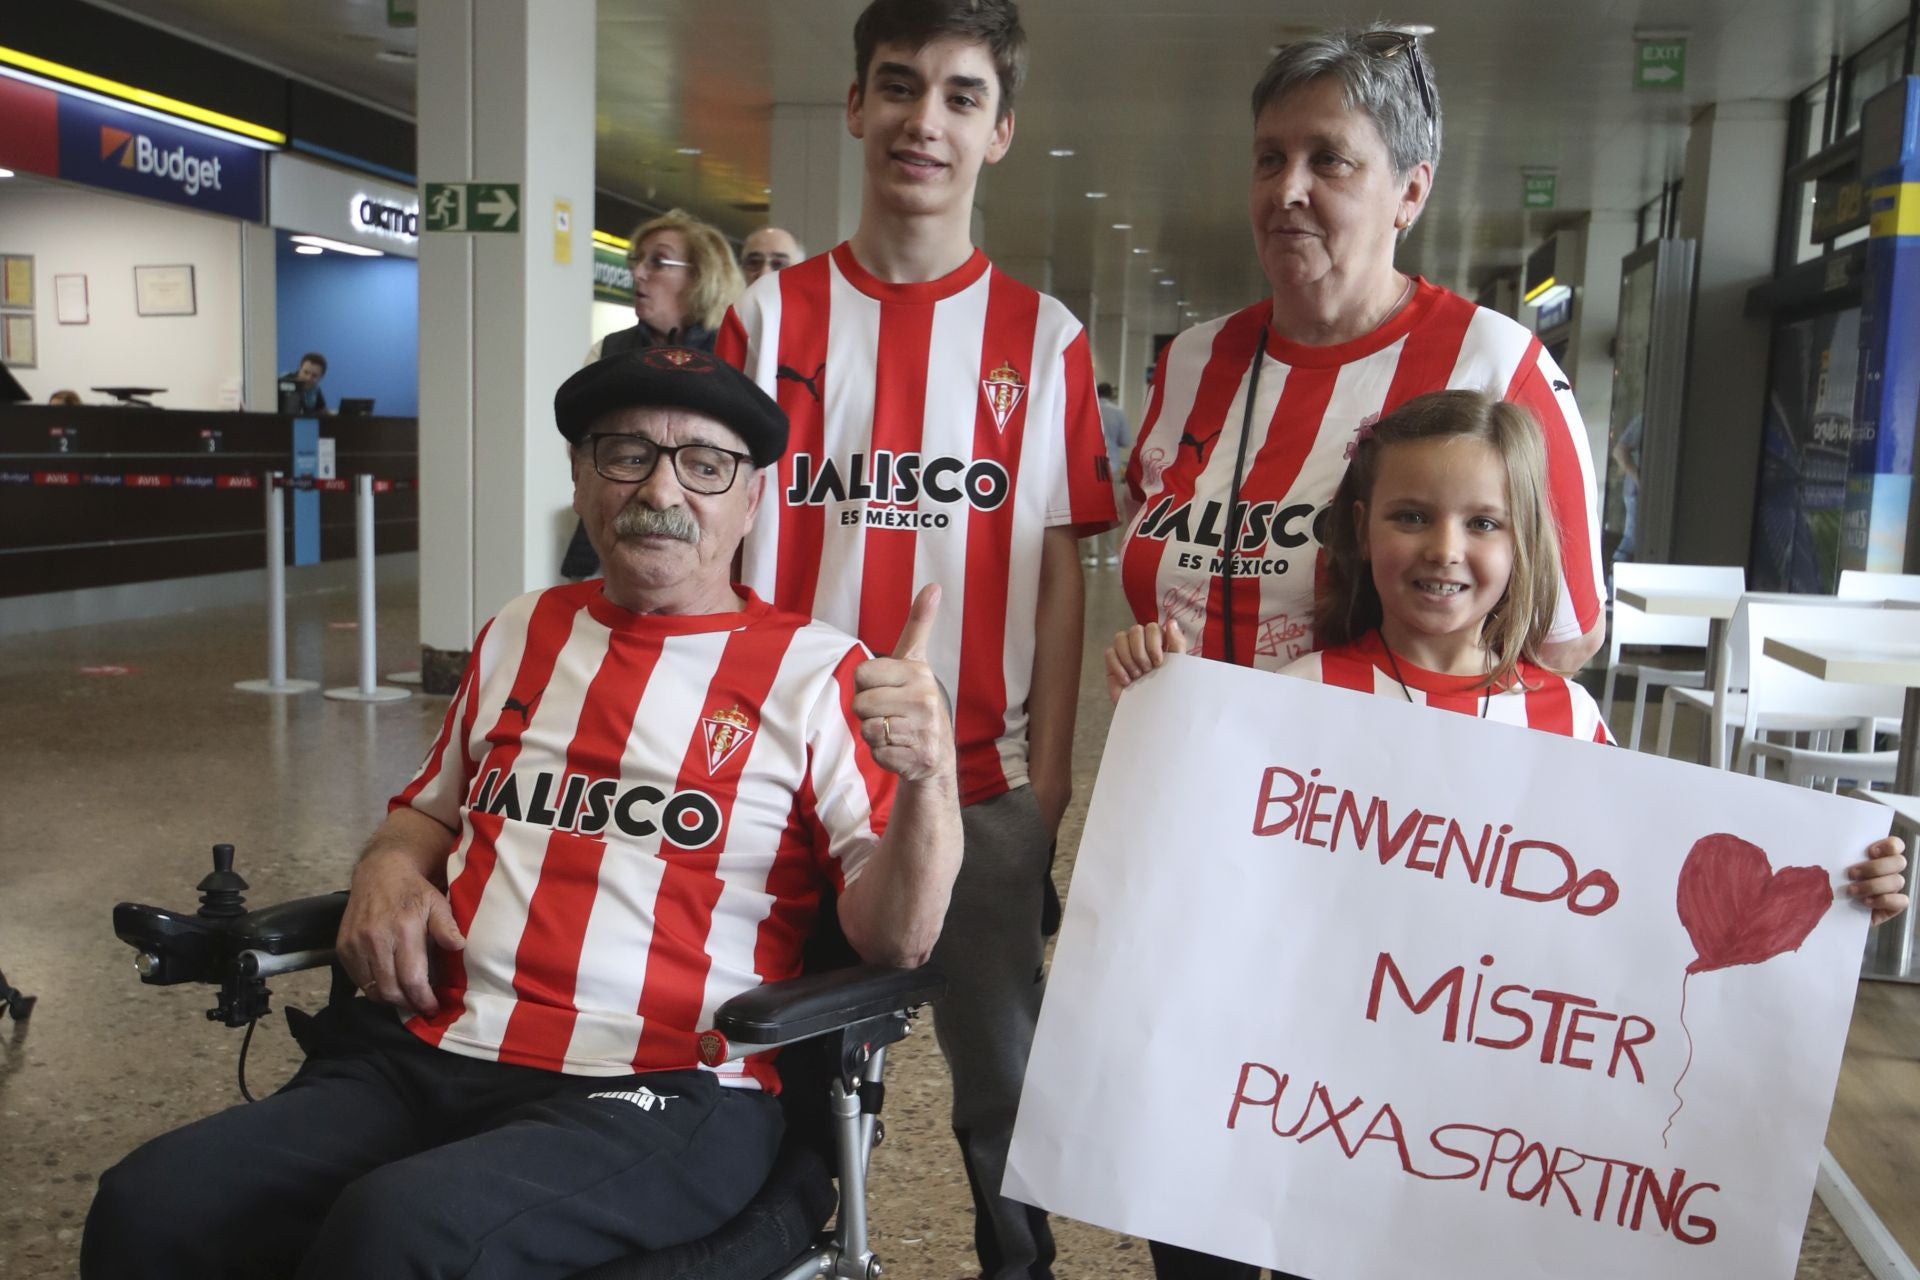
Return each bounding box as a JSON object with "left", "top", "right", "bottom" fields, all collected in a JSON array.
[
  {"left": 1523, "top": 173, "right": 1557, "bottom": 209},
  {"left": 1636, "top": 40, "right": 1687, "bottom": 90}
]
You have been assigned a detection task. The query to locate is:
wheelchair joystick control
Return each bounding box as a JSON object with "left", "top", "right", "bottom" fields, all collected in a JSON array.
[{"left": 196, "top": 843, "right": 250, "bottom": 919}]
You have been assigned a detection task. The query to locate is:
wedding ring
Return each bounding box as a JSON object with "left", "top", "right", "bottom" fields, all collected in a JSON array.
[{"left": 881, "top": 716, "right": 894, "bottom": 747}]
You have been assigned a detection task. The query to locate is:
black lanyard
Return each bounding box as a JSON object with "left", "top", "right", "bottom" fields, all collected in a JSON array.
[{"left": 1218, "top": 326, "right": 1267, "bottom": 667}]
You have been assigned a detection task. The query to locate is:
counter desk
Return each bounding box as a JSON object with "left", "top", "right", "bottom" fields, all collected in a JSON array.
[{"left": 0, "top": 404, "right": 417, "bottom": 599}]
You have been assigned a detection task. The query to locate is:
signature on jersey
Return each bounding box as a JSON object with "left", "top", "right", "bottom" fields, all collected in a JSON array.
[{"left": 1160, "top": 586, "right": 1313, "bottom": 665}]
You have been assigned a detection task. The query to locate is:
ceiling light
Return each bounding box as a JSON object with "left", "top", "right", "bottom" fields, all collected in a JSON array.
[
  {"left": 289, "top": 234, "right": 384, "bottom": 258},
  {"left": 1111, "top": 222, "right": 1132, "bottom": 230},
  {"left": 0, "top": 168, "right": 13, "bottom": 179},
  {"left": 1159, "top": 278, "right": 1176, "bottom": 286},
  {"left": 374, "top": 48, "right": 416, "bottom": 64},
  {"left": 1049, "top": 148, "right": 1076, "bottom": 157},
  {"left": 592, "top": 229, "right": 631, "bottom": 251},
  {"left": 294, "top": 245, "right": 324, "bottom": 255},
  {"left": 676, "top": 147, "right": 703, "bottom": 156},
  {"left": 1085, "top": 191, "right": 1107, "bottom": 199},
  {"left": 1132, "top": 247, "right": 1150, "bottom": 255}
]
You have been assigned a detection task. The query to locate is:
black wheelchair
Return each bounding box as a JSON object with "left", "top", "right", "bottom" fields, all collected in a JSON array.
[{"left": 113, "top": 843, "right": 944, "bottom": 1280}]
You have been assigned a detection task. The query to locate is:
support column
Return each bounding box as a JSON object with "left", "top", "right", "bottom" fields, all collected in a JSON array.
[
  {"left": 770, "top": 104, "right": 861, "bottom": 258},
  {"left": 1093, "top": 302, "right": 1128, "bottom": 399},
  {"left": 416, "top": 0, "right": 594, "bottom": 691},
  {"left": 240, "top": 222, "right": 277, "bottom": 412},
  {"left": 1566, "top": 210, "right": 1638, "bottom": 469},
  {"left": 1671, "top": 100, "right": 1788, "bottom": 566}
]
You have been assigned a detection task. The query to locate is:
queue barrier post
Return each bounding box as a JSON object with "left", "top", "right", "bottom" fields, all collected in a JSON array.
[
  {"left": 234, "top": 472, "right": 319, "bottom": 695},
  {"left": 325, "top": 474, "right": 411, "bottom": 704}
]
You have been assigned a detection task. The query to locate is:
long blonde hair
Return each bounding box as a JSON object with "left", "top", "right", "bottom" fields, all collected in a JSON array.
[
  {"left": 1314, "top": 388, "right": 1561, "bottom": 690},
  {"left": 628, "top": 209, "right": 745, "bottom": 333}
]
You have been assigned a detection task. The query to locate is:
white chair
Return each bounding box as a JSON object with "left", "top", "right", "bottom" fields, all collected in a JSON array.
[
  {"left": 1733, "top": 601, "right": 1908, "bottom": 789},
  {"left": 1602, "top": 563, "right": 1741, "bottom": 750},
  {"left": 1837, "top": 570, "right": 1920, "bottom": 603},
  {"left": 1656, "top": 592, "right": 1888, "bottom": 769}
]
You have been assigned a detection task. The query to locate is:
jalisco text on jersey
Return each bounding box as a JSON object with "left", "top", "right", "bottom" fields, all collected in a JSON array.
[
  {"left": 469, "top": 768, "right": 723, "bottom": 850},
  {"left": 785, "top": 451, "right": 1011, "bottom": 511},
  {"left": 1133, "top": 495, "right": 1327, "bottom": 552}
]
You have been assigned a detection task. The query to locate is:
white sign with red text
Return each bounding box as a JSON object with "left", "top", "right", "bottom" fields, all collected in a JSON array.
[{"left": 1006, "top": 655, "right": 1887, "bottom": 1280}]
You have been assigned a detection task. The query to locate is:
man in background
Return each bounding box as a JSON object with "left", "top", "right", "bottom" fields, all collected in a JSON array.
[
  {"left": 281, "top": 352, "right": 329, "bottom": 415},
  {"left": 740, "top": 227, "right": 804, "bottom": 284}
]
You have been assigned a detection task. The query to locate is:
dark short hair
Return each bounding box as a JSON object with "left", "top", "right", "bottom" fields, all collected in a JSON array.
[
  {"left": 853, "top": 0, "right": 1028, "bottom": 119},
  {"left": 299, "top": 352, "right": 328, "bottom": 374},
  {"left": 1097, "top": 382, "right": 1115, "bottom": 399}
]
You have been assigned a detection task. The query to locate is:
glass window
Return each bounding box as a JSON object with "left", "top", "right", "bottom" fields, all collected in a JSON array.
[
  {"left": 1842, "top": 24, "right": 1906, "bottom": 138},
  {"left": 1794, "top": 83, "right": 1831, "bottom": 160}
]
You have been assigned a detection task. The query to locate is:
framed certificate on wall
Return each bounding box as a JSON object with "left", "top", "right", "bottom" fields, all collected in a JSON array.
[{"left": 134, "top": 264, "right": 197, "bottom": 317}]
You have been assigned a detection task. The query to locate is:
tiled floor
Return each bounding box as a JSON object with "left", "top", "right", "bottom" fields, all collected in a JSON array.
[{"left": 0, "top": 568, "right": 1904, "bottom": 1278}]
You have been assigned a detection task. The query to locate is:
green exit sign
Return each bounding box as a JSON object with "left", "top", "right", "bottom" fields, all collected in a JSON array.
[
  {"left": 1523, "top": 173, "right": 1557, "bottom": 209},
  {"left": 1636, "top": 39, "right": 1686, "bottom": 90}
]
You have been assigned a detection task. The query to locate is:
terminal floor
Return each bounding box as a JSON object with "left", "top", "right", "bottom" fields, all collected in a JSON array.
[{"left": 0, "top": 569, "right": 1908, "bottom": 1278}]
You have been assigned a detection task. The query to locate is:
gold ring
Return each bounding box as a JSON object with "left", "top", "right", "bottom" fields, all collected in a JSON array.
[{"left": 881, "top": 716, "right": 893, "bottom": 747}]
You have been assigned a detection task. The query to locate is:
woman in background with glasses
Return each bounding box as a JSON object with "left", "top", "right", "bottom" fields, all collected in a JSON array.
[
  {"left": 590, "top": 208, "right": 746, "bottom": 359},
  {"left": 567, "top": 209, "right": 747, "bottom": 578},
  {"left": 1110, "top": 28, "right": 1605, "bottom": 725}
]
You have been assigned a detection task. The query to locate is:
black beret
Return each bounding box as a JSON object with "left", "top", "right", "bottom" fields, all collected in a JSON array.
[{"left": 554, "top": 347, "right": 788, "bottom": 467}]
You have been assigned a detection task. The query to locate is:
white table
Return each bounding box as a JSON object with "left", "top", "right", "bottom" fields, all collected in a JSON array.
[
  {"left": 1765, "top": 635, "right": 1920, "bottom": 980},
  {"left": 1617, "top": 586, "right": 1743, "bottom": 766}
]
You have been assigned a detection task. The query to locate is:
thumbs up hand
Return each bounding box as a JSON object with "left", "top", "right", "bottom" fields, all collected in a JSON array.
[{"left": 852, "top": 584, "right": 955, "bottom": 783}]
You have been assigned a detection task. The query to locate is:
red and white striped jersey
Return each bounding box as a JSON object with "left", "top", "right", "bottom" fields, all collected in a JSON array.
[
  {"left": 389, "top": 583, "right": 894, "bottom": 1090},
  {"left": 1281, "top": 630, "right": 1614, "bottom": 744},
  {"left": 718, "top": 243, "right": 1118, "bottom": 806},
  {"left": 1121, "top": 282, "right": 1602, "bottom": 670}
]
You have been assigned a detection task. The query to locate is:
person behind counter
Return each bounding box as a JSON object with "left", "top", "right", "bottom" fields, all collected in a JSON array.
[
  {"left": 279, "top": 353, "right": 329, "bottom": 415},
  {"left": 49, "top": 389, "right": 82, "bottom": 406}
]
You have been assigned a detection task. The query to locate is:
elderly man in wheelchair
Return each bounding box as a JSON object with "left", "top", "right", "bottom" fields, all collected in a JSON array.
[{"left": 86, "top": 348, "right": 964, "bottom": 1279}]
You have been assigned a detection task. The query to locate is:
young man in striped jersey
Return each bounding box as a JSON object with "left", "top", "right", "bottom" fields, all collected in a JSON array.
[
  {"left": 718, "top": 3, "right": 1115, "bottom": 1275},
  {"left": 83, "top": 349, "right": 963, "bottom": 1279}
]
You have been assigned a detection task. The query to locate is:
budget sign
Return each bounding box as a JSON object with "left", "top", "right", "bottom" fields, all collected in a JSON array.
[{"left": 1006, "top": 656, "right": 1887, "bottom": 1280}]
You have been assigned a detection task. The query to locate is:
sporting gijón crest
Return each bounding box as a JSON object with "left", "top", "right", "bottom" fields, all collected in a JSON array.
[
  {"left": 981, "top": 360, "right": 1026, "bottom": 433},
  {"left": 701, "top": 706, "right": 756, "bottom": 774}
]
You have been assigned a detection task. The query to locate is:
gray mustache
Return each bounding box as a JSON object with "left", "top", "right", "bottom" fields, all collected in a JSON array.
[{"left": 612, "top": 503, "right": 700, "bottom": 544}]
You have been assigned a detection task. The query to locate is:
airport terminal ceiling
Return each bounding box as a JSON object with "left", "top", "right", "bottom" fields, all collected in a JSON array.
[{"left": 93, "top": 0, "right": 1912, "bottom": 319}]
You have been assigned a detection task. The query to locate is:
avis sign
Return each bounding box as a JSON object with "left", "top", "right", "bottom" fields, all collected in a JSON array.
[
  {"left": 1006, "top": 657, "right": 1886, "bottom": 1280},
  {"left": 423, "top": 182, "right": 521, "bottom": 233}
]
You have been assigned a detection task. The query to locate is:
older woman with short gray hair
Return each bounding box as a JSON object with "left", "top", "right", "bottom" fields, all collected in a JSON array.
[{"left": 1107, "top": 29, "right": 1605, "bottom": 724}]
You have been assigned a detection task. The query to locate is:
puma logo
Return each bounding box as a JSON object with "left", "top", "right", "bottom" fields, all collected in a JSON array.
[
  {"left": 1178, "top": 429, "right": 1220, "bottom": 463},
  {"left": 503, "top": 692, "right": 542, "bottom": 723},
  {"left": 777, "top": 362, "right": 825, "bottom": 403}
]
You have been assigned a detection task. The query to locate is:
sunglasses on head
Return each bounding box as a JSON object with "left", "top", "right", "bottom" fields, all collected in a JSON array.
[{"left": 1356, "top": 29, "right": 1436, "bottom": 153}]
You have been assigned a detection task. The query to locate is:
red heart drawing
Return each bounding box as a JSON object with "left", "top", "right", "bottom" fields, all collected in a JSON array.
[{"left": 1676, "top": 833, "right": 1832, "bottom": 975}]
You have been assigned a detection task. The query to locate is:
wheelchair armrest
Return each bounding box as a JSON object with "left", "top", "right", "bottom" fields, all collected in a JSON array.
[
  {"left": 230, "top": 892, "right": 349, "bottom": 954},
  {"left": 112, "top": 891, "right": 348, "bottom": 987},
  {"left": 713, "top": 962, "right": 945, "bottom": 1051}
]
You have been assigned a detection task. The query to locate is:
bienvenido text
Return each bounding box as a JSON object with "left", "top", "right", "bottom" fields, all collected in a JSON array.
[{"left": 1251, "top": 766, "right": 1621, "bottom": 916}]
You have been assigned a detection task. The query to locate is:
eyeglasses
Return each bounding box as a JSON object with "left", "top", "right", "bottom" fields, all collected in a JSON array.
[
  {"left": 1356, "top": 30, "right": 1436, "bottom": 155},
  {"left": 627, "top": 253, "right": 693, "bottom": 276},
  {"left": 740, "top": 252, "right": 792, "bottom": 274},
  {"left": 587, "top": 432, "right": 750, "bottom": 494}
]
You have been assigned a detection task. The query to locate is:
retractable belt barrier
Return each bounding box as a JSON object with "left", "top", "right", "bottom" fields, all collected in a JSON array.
[{"left": 233, "top": 472, "right": 413, "bottom": 703}]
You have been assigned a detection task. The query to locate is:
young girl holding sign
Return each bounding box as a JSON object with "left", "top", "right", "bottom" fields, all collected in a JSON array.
[
  {"left": 1106, "top": 388, "right": 1905, "bottom": 1280},
  {"left": 1104, "top": 386, "right": 1908, "bottom": 914}
]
